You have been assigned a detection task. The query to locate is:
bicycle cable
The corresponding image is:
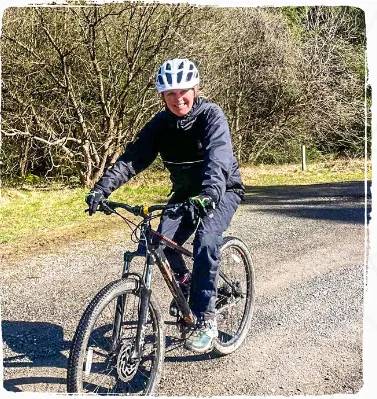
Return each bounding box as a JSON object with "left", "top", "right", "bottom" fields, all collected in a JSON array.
[
  {"left": 130, "top": 213, "right": 162, "bottom": 245},
  {"left": 102, "top": 204, "right": 139, "bottom": 233}
]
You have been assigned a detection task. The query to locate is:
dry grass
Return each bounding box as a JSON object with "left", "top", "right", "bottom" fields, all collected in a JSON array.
[
  {"left": 1, "top": 159, "right": 371, "bottom": 263},
  {"left": 240, "top": 158, "right": 370, "bottom": 186}
]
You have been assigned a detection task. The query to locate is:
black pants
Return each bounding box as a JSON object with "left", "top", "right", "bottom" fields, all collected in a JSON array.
[{"left": 157, "top": 190, "right": 241, "bottom": 319}]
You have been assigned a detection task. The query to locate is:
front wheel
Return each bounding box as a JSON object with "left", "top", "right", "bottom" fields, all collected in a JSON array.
[
  {"left": 214, "top": 237, "right": 255, "bottom": 355},
  {"left": 67, "top": 278, "right": 165, "bottom": 395}
]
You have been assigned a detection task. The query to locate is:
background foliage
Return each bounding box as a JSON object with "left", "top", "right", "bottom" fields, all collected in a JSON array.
[{"left": 0, "top": 4, "right": 369, "bottom": 187}]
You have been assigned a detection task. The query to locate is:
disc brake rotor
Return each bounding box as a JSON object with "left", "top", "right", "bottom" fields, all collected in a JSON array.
[{"left": 116, "top": 342, "right": 140, "bottom": 382}]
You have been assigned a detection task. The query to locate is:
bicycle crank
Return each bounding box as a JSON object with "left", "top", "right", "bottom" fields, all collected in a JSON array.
[{"left": 116, "top": 342, "right": 140, "bottom": 382}]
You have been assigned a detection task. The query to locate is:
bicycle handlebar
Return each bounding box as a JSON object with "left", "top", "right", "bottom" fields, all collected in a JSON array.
[{"left": 99, "top": 200, "right": 188, "bottom": 217}]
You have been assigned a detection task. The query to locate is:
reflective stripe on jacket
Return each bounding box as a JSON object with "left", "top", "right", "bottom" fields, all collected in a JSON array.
[{"left": 94, "top": 97, "right": 245, "bottom": 204}]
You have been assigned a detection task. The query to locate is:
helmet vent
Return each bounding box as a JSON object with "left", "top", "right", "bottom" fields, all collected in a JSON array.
[{"left": 155, "top": 58, "right": 199, "bottom": 93}]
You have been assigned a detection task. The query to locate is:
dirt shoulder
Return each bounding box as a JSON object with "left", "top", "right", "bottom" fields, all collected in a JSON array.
[{"left": 2, "top": 180, "right": 369, "bottom": 395}]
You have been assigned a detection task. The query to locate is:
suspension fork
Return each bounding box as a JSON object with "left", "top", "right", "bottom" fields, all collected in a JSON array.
[
  {"left": 112, "top": 220, "right": 155, "bottom": 359},
  {"left": 111, "top": 280, "right": 151, "bottom": 360},
  {"left": 110, "top": 294, "right": 125, "bottom": 353},
  {"left": 131, "top": 251, "right": 154, "bottom": 360},
  {"left": 111, "top": 249, "right": 145, "bottom": 353},
  {"left": 131, "top": 284, "right": 152, "bottom": 360}
]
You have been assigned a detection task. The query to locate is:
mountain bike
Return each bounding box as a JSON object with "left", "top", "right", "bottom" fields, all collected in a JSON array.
[{"left": 67, "top": 199, "right": 255, "bottom": 395}]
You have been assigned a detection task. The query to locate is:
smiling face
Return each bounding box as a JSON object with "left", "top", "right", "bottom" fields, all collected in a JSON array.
[{"left": 162, "top": 87, "right": 198, "bottom": 117}]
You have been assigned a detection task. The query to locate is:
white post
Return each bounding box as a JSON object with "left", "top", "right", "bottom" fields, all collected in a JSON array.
[{"left": 301, "top": 145, "right": 306, "bottom": 171}]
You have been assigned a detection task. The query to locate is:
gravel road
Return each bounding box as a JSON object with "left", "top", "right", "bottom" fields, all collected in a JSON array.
[{"left": 1, "top": 180, "right": 370, "bottom": 396}]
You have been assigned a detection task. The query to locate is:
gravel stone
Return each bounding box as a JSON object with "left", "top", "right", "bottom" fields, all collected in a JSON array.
[{"left": 2, "top": 181, "right": 369, "bottom": 395}]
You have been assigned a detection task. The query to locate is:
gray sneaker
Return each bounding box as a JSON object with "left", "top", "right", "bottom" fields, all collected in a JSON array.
[{"left": 184, "top": 317, "right": 218, "bottom": 353}]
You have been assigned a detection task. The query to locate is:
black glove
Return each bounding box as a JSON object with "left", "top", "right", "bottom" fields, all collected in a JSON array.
[
  {"left": 85, "top": 189, "right": 105, "bottom": 216},
  {"left": 189, "top": 194, "right": 215, "bottom": 218}
]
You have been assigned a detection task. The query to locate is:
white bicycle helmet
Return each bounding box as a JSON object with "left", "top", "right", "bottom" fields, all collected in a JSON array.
[{"left": 155, "top": 58, "right": 200, "bottom": 93}]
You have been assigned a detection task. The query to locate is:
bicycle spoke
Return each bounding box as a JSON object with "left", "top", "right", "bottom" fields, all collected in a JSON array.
[
  {"left": 73, "top": 285, "right": 162, "bottom": 395},
  {"left": 213, "top": 238, "right": 254, "bottom": 354}
]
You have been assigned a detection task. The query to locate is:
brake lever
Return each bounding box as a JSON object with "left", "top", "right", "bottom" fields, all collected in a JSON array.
[
  {"left": 98, "top": 200, "right": 114, "bottom": 215},
  {"left": 163, "top": 205, "right": 185, "bottom": 220}
]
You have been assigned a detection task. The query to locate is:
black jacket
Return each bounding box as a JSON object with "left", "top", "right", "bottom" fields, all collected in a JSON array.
[{"left": 94, "top": 98, "right": 245, "bottom": 204}]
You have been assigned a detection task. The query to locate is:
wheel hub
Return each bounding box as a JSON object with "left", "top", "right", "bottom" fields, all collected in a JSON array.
[{"left": 116, "top": 342, "right": 139, "bottom": 382}]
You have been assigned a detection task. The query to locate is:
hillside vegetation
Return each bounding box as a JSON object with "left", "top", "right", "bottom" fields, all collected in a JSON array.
[
  {"left": 0, "top": 159, "right": 370, "bottom": 262},
  {"left": 1, "top": 5, "right": 369, "bottom": 188}
]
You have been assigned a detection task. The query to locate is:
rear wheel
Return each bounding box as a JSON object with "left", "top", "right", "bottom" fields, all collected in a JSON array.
[
  {"left": 67, "top": 278, "right": 165, "bottom": 395},
  {"left": 213, "top": 237, "right": 255, "bottom": 355}
]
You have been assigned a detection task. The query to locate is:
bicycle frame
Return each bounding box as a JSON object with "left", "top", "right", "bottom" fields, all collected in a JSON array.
[
  {"left": 68, "top": 200, "right": 254, "bottom": 395},
  {"left": 104, "top": 199, "right": 236, "bottom": 361},
  {"left": 111, "top": 214, "right": 196, "bottom": 360}
]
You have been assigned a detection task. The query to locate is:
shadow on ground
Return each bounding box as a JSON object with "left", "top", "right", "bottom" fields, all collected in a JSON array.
[
  {"left": 2, "top": 320, "right": 69, "bottom": 391},
  {"left": 1, "top": 319, "right": 215, "bottom": 392},
  {"left": 241, "top": 180, "right": 371, "bottom": 224},
  {"left": 2, "top": 180, "right": 370, "bottom": 392}
]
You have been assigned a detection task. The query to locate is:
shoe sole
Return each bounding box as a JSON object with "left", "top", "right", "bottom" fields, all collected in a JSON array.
[
  {"left": 184, "top": 336, "right": 217, "bottom": 354},
  {"left": 184, "top": 342, "right": 214, "bottom": 354}
]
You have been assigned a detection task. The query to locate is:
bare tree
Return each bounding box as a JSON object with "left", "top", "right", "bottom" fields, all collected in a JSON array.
[
  {"left": 1, "top": 4, "right": 194, "bottom": 186},
  {"left": 1, "top": 5, "right": 367, "bottom": 186},
  {"left": 193, "top": 8, "right": 307, "bottom": 163},
  {"left": 291, "top": 6, "right": 366, "bottom": 157}
]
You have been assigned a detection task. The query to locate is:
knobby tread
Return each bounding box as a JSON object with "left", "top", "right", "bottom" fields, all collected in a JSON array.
[
  {"left": 67, "top": 277, "right": 165, "bottom": 395},
  {"left": 213, "top": 236, "right": 255, "bottom": 355}
]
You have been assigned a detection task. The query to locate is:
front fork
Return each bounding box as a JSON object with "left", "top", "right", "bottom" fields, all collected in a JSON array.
[
  {"left": 132, "top": 284, "right": 151, "bottom": 360},
  {"left": 111, "top": 242, "right": 153, "bottom": 360}
]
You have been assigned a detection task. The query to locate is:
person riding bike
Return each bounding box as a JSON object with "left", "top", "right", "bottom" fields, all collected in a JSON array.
[{"left": 86, "top": 58, "right": 245, "bottom": 353}]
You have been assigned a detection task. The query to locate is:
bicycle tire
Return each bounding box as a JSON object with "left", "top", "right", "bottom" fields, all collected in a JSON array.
[
  {"left": 67, "top": 277, "right": 165, "bottom": 395},
  {"left": 213, "top": 236, "right": 255, "bottom": 355}
]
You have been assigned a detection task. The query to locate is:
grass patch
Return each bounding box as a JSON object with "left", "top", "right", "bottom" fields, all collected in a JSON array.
[
  {"left": 1, "top": 169, "right": 171, "bottom": 260},
  {"left": 1, "top": 159, "right": 370, "bottom": 261},
  {"left": 240, "top": 158, "right": 371, "bottom": 186},
  {"left": 0, "top": 185, "right": 168, "bottom": 244}
]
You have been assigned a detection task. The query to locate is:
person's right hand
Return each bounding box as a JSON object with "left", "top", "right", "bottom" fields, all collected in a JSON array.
[
  {"left": 189, "top": 194, "right": 215, "bottom": 218},
  {"left": 85, "top": 189, "right": 105, "bottom": 216}
]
